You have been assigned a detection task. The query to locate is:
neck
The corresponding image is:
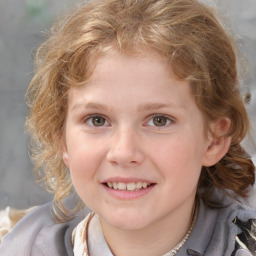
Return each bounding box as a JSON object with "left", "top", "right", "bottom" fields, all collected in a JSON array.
[{"left": 100, "top": 199, "right": 197, "bottom": 256}]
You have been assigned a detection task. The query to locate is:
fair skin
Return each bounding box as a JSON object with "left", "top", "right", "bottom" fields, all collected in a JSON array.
[{"left": 63, "top": 50, "right": 231, "bottom": 256}]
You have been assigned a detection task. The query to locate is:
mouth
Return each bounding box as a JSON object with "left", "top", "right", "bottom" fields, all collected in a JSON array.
[{"left": 103, "top": 181, "right": 154, "bottom": 191}]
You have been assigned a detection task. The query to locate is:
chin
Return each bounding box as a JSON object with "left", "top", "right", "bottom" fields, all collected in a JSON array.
[
  {"left": 102, "top": 211, "right": 152, "bottom": 231},
  {"left": 112, "top": 220, "right": 149, "bottom": 231}
]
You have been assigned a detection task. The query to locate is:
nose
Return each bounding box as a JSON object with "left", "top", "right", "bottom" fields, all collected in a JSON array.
[{"left": 106, "top": 127, "right": 145, "bottom": 167}]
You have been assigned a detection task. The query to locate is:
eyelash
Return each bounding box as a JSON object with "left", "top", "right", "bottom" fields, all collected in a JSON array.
[
  {"left": 83, "top": 114, "right": 174, "bottom": 128},
  {"left": 145, "top": 114, "right": 173, "bottom": 128},
  {"left": 83, "top": 114, "right": 110, "bottom": 127}
]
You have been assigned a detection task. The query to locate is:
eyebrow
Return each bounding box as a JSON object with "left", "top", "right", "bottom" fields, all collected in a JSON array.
[
  {"left": 137, "top": 102, "right": 185, "bottom": 111},
  {"left": 71, "top": 102, "right": 111, "bottom": 112},
  {"left": 71, "top": 101, "right": 185, "bottom": 112}
]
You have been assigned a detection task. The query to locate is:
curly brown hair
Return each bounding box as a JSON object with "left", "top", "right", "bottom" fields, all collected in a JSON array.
[{"left": 26, "top": 0, "right": 255, "bottom": 221}]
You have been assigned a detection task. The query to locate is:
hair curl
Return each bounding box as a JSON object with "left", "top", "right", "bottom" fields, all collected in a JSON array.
[{"left": 26, "top": 0, "right": 255, "bottom": 222}]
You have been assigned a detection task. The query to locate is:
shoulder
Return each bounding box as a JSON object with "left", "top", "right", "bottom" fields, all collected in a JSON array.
[
  {"left": 230, "top": 196, "right": 256, "bottom": 255},
  {"left": 180, "top": 193, "right": 256, "bottom": 256},
  {"left": 0, "top": 201, "right": 89, "bottom": 256},
  {"left": 207, "top": 193, "right": 256, "bottom": 256}
]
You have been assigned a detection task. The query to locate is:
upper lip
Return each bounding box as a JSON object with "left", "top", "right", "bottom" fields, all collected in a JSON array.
[{"left": 101, "top": 177, "right": 155, "bottom": 184}]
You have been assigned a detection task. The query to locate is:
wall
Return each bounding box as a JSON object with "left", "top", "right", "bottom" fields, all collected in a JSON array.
[{"left": 0, "top": 0, "right": 255, "bottom": 209}]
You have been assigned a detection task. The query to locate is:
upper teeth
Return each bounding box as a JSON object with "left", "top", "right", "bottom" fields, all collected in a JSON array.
[{"left": 107, "top": 182, "right": 150, "bottom": 191}]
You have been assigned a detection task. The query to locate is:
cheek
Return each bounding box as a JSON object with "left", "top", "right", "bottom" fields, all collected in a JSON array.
[
  {"left": 67, "top": 136, "right": 110, "bottom": 186},
  {"left": 69, "top": 144, "right": 102, "bottom": 174},
  {"left": 67, "top": 143, "right": 105, "bottom": 201},
  {"left": 153, "top": 134, "right": 205, "bottom": 177},
  {"left": 158, "top": 139, "right": 203, "bottom": 198}
]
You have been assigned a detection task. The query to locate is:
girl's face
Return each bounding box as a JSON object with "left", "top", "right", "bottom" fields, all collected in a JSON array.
[{"left": 63, "top": 50, "right": 212, "bottom": 232}]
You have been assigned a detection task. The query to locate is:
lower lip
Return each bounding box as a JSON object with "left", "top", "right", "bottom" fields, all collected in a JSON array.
[{"left": 102, "top": 184, "right": 156, "bottom": 200}]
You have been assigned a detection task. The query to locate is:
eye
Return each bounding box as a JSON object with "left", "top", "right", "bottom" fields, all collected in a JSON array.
[
  {"left": 86, "top": 115, "right": 109, "bottom": 127},
  {"left": 147, "top": 115, "right": 172, "bottom": 127}
]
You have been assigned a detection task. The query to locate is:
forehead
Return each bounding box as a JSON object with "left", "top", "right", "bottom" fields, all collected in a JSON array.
[
  {"left": 93, "top": 51, "right": 170, "bottom": 82},
  {"left": 68, "top": 50, "right": 197, "bottom": 113}
]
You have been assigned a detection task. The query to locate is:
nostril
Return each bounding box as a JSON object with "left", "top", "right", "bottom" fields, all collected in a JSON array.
[
  {"left": 106, "top": 142, "right": 145, "bottom": 166},
  {"left": 109, "top": 160, "right": 118, "bottom": 166}
]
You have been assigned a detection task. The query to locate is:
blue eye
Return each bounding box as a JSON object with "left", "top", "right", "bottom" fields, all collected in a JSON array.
[
  {"left": 147, "top": 116, "right": 171, "bottom": 127},
  {"left": 87, "top": 116, "right": 109, "bottom": 127}
]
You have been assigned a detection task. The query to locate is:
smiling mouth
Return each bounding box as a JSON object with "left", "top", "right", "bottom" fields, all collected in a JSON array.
[{"left": 104, "top": 181, "right": 154, "bottom": 191}]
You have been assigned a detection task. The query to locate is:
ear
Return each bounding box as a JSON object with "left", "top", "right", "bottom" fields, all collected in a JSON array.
[
  {"left": 202, "top": 118, "right": 232, "bottom": 167},
  {"left": 56, "top": 130, "right": 70, "bottom": 169},
  {"left": 62, "top": 148, "right": 70, "bottom": 169},
  {"left": 61, "top": 138, "right": 70, "bottom": 169}
]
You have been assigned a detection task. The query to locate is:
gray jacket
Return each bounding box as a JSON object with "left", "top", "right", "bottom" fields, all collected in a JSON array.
[{"left": 0, "top": 197, "right": 255, "bottom": 256}]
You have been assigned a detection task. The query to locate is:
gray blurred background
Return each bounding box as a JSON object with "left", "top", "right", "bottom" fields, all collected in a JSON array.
[{"left": 0, "top": 0, "right": 255, "bottom": 210}]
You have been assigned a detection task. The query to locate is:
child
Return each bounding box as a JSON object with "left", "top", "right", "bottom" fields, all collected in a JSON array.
[{"left": 0, "top": 0, "right": 255, "bottom": 255}]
